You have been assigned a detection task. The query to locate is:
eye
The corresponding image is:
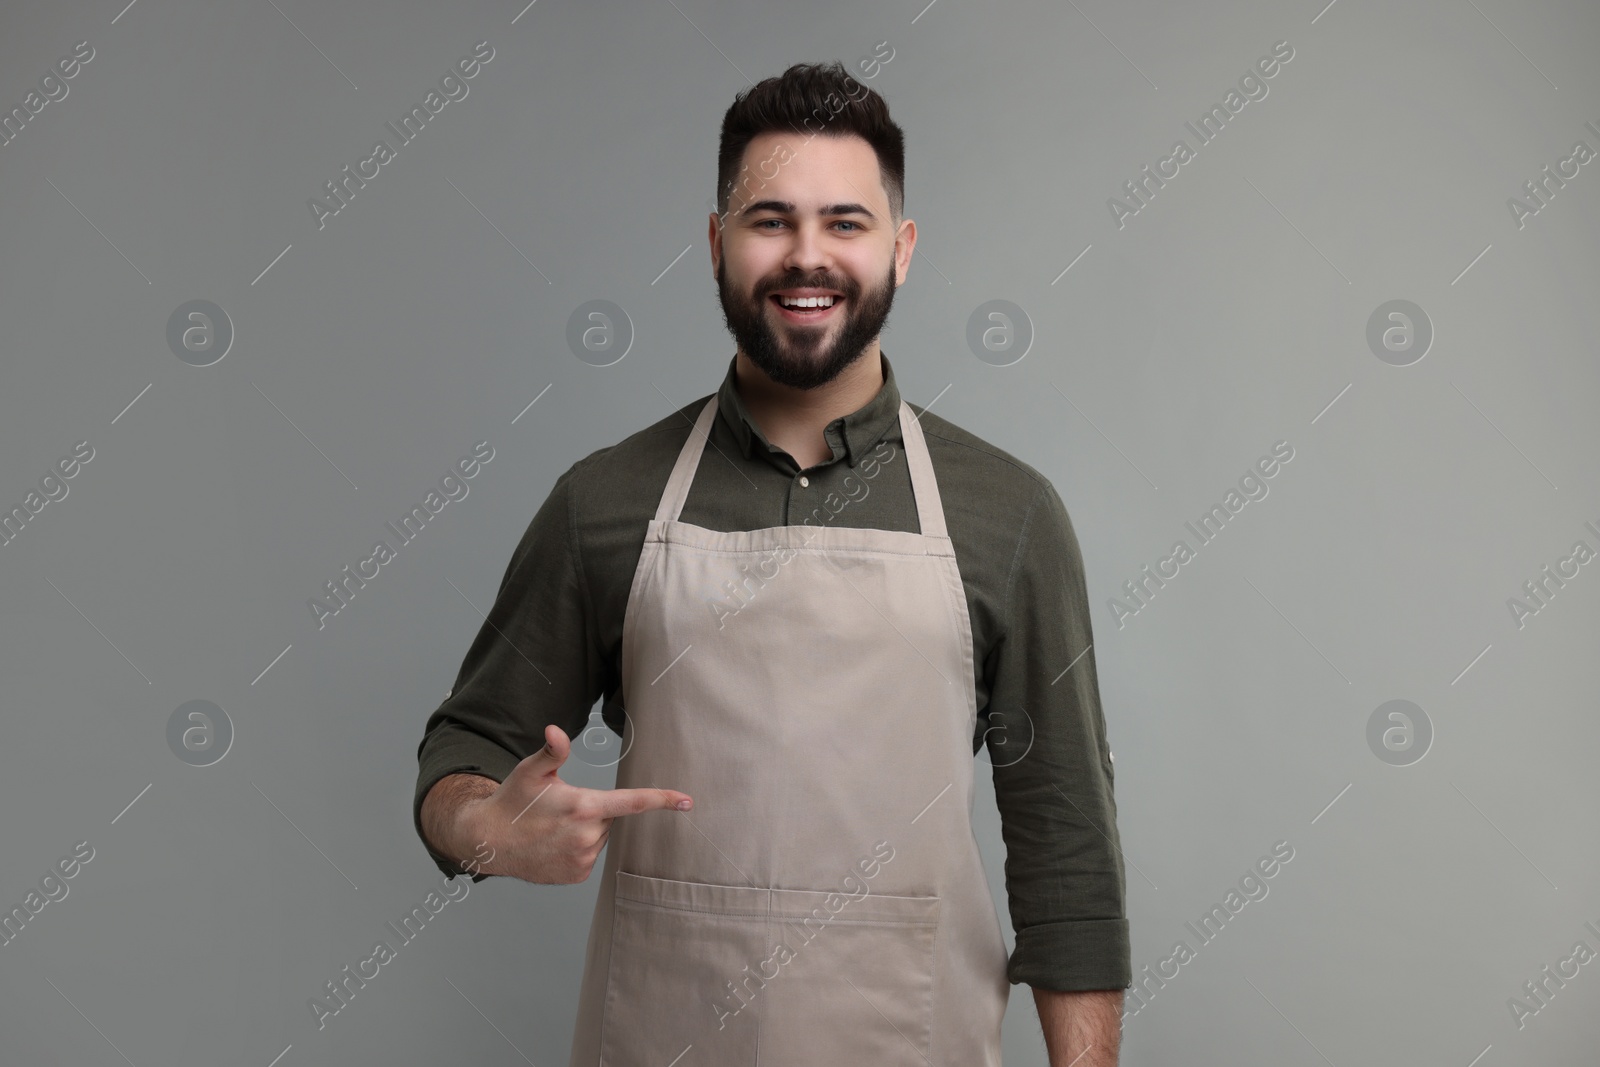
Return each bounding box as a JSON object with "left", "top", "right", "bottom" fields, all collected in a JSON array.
[{"left": 834, "top": 221, "right": 861, "bottom": 232}]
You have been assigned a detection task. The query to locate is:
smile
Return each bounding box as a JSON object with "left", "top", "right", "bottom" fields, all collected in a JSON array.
[{"left": 769, "top": 294, "right": 843, "bottom": 323}]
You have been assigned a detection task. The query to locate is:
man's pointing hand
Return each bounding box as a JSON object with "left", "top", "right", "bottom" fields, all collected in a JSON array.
[{"left": 465, "top": 723, "right": 693, "bottom": 884}]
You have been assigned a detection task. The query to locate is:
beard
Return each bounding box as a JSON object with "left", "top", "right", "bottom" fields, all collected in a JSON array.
[{"left": 716, "top": 256, "right": 898, "bottom": 390}]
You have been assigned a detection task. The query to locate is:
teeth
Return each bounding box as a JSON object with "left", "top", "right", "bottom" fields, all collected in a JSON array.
[{"left": 777, "top": 295, "right": 836, "bottom": 308}]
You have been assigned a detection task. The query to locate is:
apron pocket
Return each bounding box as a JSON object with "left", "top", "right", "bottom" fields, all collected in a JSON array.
[{"left": 599, "top": 870, "right": 941, "bottom": 1067}]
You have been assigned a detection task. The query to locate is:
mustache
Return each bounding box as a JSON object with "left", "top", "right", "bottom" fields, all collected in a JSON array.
[{"left": 756, "top": 276, "right": 855, "bottom": 298}]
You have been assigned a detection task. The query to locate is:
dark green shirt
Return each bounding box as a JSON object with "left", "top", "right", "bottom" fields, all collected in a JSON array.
[{"left": 413, "top": 352, "right": 1130, "bottom": 992}]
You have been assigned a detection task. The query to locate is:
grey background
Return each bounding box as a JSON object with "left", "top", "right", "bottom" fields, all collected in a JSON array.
[{"left": 1, "top": 0, "right": 1597, "bottom": 1064}]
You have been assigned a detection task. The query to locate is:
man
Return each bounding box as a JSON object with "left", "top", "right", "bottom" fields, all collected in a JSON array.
[{"left": 415, "top": 62, "right": 1129, "bottom": 1066}]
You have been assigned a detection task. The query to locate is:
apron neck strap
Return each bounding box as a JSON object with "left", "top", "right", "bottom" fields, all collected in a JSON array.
[
  {"left": 653, "top": 394, "right": 950, "bottom": 541},
  {"left": 655, "top": 396, "right": 720, "bottom": 523},
  {"left": 897, "top": 399, "right": 948, "bottom": 539}
]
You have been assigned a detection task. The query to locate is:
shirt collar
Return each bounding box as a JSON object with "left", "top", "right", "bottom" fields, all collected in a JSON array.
[{"left": 717, "top": 351, "right": 902, "bottom": 470}]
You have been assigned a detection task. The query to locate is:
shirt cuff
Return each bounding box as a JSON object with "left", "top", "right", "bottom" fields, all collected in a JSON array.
[
  {"left": 1007, "top": 918, "right": 1132, "bottom": 990},
  {"left": 413, "top": 739, "right": 522, "bottom": 881}
]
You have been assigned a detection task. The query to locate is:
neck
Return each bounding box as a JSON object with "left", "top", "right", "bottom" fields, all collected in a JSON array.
[{"left": 734, "top": 345, "right": 885, "bottom": 470}]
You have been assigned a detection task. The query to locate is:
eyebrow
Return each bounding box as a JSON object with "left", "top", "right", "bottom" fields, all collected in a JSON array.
[{"left": 739, "top": 199, "right": 877, "bottom": 221}]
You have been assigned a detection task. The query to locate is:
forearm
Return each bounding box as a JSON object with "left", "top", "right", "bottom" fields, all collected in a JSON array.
[
  {"left": 1032, "top": 986, "right": 1123, "bottom": 1067},
  {"left": 420, "top": 772, "right": 499, "bottom": 874}
]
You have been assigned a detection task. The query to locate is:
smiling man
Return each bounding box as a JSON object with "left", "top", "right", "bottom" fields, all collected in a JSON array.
[{"left": 414, "top": 61, "right": 1129, "bottom": 1066}]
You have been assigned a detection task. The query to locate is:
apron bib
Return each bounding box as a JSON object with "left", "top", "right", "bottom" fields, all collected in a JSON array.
[{"left": 567, "top": 395, "right": 1010, "bottom": 1066}]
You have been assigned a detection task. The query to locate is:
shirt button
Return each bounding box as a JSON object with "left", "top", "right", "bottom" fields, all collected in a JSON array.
[{"left": 798, "top": 476, "right": 810, "bottom": 487}]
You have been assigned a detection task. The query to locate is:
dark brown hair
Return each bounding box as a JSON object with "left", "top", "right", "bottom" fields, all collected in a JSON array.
[{"left": 716, "top": 61, "right": 905, "bottom": 226}]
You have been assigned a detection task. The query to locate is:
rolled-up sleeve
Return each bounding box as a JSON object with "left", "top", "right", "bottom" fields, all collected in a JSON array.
[
  {"left": 985, "top": 481, "right": 1130, "bottom": 990},
  {"left": 413, "top": 461, "right": 603, "bottom": 880}
]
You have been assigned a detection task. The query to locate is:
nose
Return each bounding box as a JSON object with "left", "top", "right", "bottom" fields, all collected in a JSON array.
[{"left": 781, "top": 219, "right": 832, "bottom": 277}]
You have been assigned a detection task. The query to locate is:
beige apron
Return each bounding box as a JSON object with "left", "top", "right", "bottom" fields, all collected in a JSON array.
[{"left": 567, "top": 395, "right": 1010, "bottom": 1066}]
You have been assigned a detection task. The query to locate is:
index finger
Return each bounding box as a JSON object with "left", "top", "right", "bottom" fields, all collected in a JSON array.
[{"left": 589, "top": 786, "right": 692, "bottom": 820}]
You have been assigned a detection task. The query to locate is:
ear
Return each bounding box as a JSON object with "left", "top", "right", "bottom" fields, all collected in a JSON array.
[
  {"left": 708, "top": 210, "right": 724, "bottom": 276},
  {"left": 893, "top": 217, "right": 917, "bottom": 286}
]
